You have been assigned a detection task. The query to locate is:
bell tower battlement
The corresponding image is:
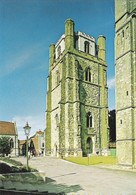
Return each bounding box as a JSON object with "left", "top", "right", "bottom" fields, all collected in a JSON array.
[{"left": 49, "top": 19, "right": 106, "bottom": 69}]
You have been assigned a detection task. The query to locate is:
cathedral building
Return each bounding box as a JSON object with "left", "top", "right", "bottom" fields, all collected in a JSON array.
[
  {"left": 115, "top": 0, "right": 136, "bottom": 167},
  {"left": 45, "top": 19, "right": 109, "bottom": 157}
]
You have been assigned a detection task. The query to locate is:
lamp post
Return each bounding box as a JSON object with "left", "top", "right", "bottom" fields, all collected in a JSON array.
[
  {"left": 23, "top": 122, "right": 31, "bottom": 171},
  {"left": 87, "top": 146, "right": 90, "bottom": 165}
]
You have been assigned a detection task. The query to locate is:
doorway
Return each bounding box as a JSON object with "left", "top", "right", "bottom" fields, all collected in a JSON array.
[
  {"left": 87, "top": 137, "right": 93, "bottom": 154},
  {"left": 54, "top": 144, "right": 57, "bottom": 156}
]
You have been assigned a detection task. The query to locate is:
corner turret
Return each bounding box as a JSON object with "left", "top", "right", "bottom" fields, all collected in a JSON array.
[
  {"left": 97, "top": 35, "right": 106, "bottom": 61},
  {"left": 49, "top": 44, "right": 55, "bottom": 66},
  {"left": 65, "top": 19, "right": 75, "bottom": 51}
]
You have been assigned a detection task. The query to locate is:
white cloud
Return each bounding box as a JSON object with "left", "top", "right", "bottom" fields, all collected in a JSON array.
[
  {"left": 107, "top": 77, "right": 115, "bottom": 89},
  {"left": 0, "top": 41, "right": 48, "bottom": 78},
  {"left": 12, "top": 115, "right": 46, "bottom": 140}
]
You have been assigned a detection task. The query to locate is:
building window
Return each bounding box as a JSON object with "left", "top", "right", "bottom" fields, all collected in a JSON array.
[
  {"left": 10, "top": 138, "right": 14, "bottom": 148},
  {"left": 85, "top": 68, "right": 91, "bottom": 82},
  {"left": 120, "top": 120, "right": 122, "bottom": 124},
  {"left": 87, "top": 112, "right": 92, "bottom": 128},
  {"left": 42, "top": 143, "right": 44, "bottom": 147},
  {"left": 84, "top": 41, "right": 89, "bottom": 54},
  {"left": 122, "top": 30, "right": 124, "bottom": 38},
  {"left": 55, "top": 114, "right": 59, "bottom": 129},
  {"left": 56, "top": 71, "right": 60, "bottom": 85},
  {"left": 117, "top": 33, "right": 120, "bottom": 44},
  {"left": 57, "top": 46, "right": 61, "bottom": 58},
  {"left": 103, "top": 70, "right": 106, "bottom": 86},
  {"left": 126, "top": 91, "right": 128, "bottom": 96},
  {"left": 126, "top": 26, "right": 129, "bottom": 39}
]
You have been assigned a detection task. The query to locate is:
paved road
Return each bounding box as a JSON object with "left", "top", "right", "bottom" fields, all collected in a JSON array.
[{"left": 15, "top": 156, "right": 136, "bottom": 194}]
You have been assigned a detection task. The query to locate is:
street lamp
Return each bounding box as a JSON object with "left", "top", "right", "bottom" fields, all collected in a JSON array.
[
  {"left": 23, "top": 122, "right": 31, "bottom": 170},
  {"left": 87, "top": 146, "right": 90, "bottom": 165}
]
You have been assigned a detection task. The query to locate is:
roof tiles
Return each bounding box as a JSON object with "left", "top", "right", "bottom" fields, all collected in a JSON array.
[{"left": 0, "top": 121, "right": 16, "bottom": 135}]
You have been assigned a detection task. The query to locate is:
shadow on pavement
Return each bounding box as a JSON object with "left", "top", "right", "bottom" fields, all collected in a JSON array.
[
  {"left": 0, "top": 176, "right": 83, "bottom": 194},
  {"left": 41, "top": 182, "right": 83, "bottom": 194},
  {"left": 52, "top": 172, "right": 76, "bottom": 178}
]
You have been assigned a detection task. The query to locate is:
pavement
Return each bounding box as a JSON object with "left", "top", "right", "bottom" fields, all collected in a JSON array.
[{"left": 4, "top": 156, "right": 135, "bottom": 195}]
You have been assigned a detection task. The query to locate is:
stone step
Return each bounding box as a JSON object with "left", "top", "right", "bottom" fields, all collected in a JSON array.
[
  {"left": 1, "top": 180, "right": 64, "bottom": 194},
  {"left": 35, "top": 183, "right": 65, "bottom": 194},
  {"left": 0, "top": 188, "right": 62, "bottom": 194},
  {"left": 13, "top": 182, "right": 38, "bottom": 192},
  {"left": 3, "top": 181, "right": 16, "bottom": 190},
  {"left": 0, "top": 180, "right": 3, "bottom": 188},
  {"left": 0, "top": 189, "right": 49, "bottom": 194}
]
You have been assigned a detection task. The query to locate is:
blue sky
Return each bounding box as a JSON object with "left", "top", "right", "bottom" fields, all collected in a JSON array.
[{"left": 0, "top": 0, "right": 115, "bottom": 140}]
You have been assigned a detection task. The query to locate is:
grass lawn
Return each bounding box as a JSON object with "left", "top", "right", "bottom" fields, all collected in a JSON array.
[
  {"left": 0, "top": 157, "right": 23, "bottom": 166},
  {"left": 64, "top": 156, "right": 117, "bottom": 166}
]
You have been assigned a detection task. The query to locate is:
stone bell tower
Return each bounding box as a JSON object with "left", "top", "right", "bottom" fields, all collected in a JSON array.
[
  {"left": 115, "top": 0, "right": 136, "bottom": 167},
  {"left": 45, "top": 19, "right": 109, "bottom": 157}
]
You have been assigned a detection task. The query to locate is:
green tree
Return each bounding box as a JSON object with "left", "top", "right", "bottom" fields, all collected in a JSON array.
[{"left": 0, "top": 137, "right": 12, "bottom": 157}]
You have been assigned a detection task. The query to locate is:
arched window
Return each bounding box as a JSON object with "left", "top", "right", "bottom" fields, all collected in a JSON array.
[
  {"left": 84, "top": 41, "right": 89, "bottom": 54},
  {"left": 10, "top": 138, "right": 14, "bottom": 148},
  {"left": 85, "top": 68, "right": 91, "bottom": 82},
  {"left": 57, "top": 46, "right": 61, "bottom": 58},
  {"left": 87, "top": 112, "right": 92, "bottom": 128}
]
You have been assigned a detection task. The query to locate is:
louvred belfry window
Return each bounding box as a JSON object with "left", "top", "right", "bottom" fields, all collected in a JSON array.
[
  {"left": 85, "top": 68, "right": 91, "bottom": 82},
  {"left": 84, "top": 41, "right": 89, "bottom": 54}
]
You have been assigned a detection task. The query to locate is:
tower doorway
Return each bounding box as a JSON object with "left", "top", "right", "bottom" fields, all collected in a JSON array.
[
  {"left": 54, "top": 144, "right": 58, "bottom": 156},
  {"left": 87, "top": 137, "right": 93, "bottom": 154}
]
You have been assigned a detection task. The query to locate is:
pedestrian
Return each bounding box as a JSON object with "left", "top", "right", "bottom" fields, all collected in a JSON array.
[{"left": 28, "top": 151, "right": 30, "bottom": 159}]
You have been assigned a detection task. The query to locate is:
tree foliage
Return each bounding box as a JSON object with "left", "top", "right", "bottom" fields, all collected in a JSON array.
[
  {"left": 109, "top": 109, "right": 116, "bottom": 142},
  {"left": 0, "top": 137, "right": 12, "bottom": 157}
]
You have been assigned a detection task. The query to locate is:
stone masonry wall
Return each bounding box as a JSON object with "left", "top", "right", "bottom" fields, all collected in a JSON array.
[
  {"left": 46, "top": 19, "right": 109, "bottom": 157},
  {"left": 115, "top": 0, "right": 136, "bottom": 167}
]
